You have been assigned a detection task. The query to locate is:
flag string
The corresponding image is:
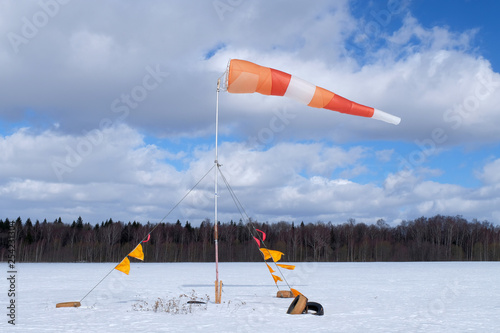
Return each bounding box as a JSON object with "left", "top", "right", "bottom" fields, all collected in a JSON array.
[
  {"left": 217, "top": 167, "right": 294, "bottom": 291},
  {"left": 79, "top": 164, "right": 215, "bottom": 303}
]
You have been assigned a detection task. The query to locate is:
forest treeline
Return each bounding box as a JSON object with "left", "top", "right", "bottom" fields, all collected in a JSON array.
[{"left": 1, "top": 215, "right": 499, "bottom": 263}]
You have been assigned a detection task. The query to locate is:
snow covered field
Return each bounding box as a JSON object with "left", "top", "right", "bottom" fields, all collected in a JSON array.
[{"left": 2, "top": 262, "right": 499, "bottom": 332}]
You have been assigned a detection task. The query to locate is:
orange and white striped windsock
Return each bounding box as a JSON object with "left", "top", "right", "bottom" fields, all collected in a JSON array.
[{"left": 225, "top": 59, "right": 401, "bottom": 125}]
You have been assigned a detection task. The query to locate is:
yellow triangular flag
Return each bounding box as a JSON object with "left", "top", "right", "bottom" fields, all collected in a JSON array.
[
  {"left": 128, "top": 244, "right": 144, "bottom": 261},
  {"left": 291, "top": 288, "right": 301, "bottom": 297},
  {"left": 277, "top": 264, "right": 295, "bottom": 270},
  {"left": 115, "top": 257, "right": 130, "bottom": 275},
  {"left": 266, "top": 263, "right": 275, "bottom": 274},
  {"left": 271, "top": 274, "right": 283, "bottom": 284},
  {"left": 259, "top": 249, "right": 284, "bottom": 262}
]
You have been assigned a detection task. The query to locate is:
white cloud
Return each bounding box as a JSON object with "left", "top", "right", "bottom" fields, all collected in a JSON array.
[
  {"left": 1, "top": 125, "right": 499, "bottom": 224},
  {"left": 1, "top": 1, "right": 499, "bottom": 225},
  {"left": 68, "top": 30, "right": 114, "bottom": 69},
  {"left": 1, "top": 0, "right": 498, "bottom": 144},
  {"left": 478, "top": 158, "right": 500, "bottom": 185},
  {"left": 376, "top": 149, "right": 394, "bottom": 162}
]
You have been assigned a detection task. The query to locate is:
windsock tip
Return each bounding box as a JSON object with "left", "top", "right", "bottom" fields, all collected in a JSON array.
[{"left": 372, "top": 108, "right": 401, "bottom": 125}]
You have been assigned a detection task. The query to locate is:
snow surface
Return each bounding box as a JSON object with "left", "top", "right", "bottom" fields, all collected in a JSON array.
[{"left": 2, "top": 262, "right": 499, "bottom": 332}]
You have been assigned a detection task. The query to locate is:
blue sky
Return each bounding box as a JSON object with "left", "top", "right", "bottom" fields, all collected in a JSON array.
[
  {"left": 1, "top": 0, "right": 499, "bottom": 225},
  {"left": 349, "top": 0, "right": 500, "bottom": 70},
  {"left": 410, "top": 0, "right": 500, "bottom": 71}
]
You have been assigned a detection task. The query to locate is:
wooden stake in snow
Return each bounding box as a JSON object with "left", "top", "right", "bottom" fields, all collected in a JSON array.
[{"left": 56, "top": 302, "right": 81, "bottom": 308}]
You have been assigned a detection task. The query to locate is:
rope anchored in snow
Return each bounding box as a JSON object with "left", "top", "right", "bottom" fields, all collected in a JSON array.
[
  {"left": 56, "top": 165, "right": 215, "bottom": 308},
  {"left": 217, "top": 167, "right": 298, "bottom": 297}
]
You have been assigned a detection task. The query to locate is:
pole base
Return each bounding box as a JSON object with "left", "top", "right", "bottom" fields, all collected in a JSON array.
[{"left": 215, "top": 280, "right": 222, "bottom": 304}]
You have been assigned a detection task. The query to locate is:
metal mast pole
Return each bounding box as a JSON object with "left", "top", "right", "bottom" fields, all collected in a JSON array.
[{"left": 214, "top": 78, "right": 221, "bottom": 303}]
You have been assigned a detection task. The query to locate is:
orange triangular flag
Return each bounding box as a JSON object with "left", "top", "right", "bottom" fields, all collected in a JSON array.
[
  {"left": 266, "top": 263, "right": 275, "bottom": 274},
  {"left": 271, "top": 274, "right": 283, "bottom": 284},
  {"left": 115, "top": 257, "right": 130, "bottom": 275},
  {"left": 128, "top": 244, "right": 144, "bottom": 261},
  {"left": 260, "top": 249, "right": 284, "bottom": 262},
  {"left": 277, "top": 264, "right": 295, "bottom": 270},
  {"left": 291, "top": 288, "right": 301, "bottom": 297}
]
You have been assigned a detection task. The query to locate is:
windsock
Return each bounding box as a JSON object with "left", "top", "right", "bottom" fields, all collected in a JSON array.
[{"left": 225, "top": 59, "right": 400, "bottom": 125}]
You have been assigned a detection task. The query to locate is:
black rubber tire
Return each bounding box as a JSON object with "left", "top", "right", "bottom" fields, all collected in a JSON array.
[{"left": 305, "top": 301, "right": 324, "bottom": 316}]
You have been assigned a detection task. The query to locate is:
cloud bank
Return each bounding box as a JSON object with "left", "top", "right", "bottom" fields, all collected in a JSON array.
[{"left": 1, "top": 0, "right": 499, "bottom": 225}]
